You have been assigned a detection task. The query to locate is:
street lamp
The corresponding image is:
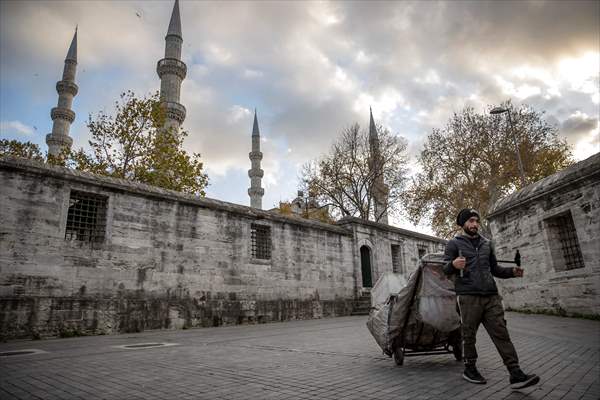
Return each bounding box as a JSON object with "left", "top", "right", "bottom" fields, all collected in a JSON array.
[{"left": 490, "top": 106, "right": 527, "bottom": 187}]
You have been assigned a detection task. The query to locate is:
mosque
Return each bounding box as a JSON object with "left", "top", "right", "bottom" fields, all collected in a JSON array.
[
  {"left": 0, "top": 0, "right": 447, "bottom": 339},
  {"left": 0, "top": 0, "right": 597, "bottom": 340},
  {"left": 44, "top": 0, "right": 390, "bottom": 220}
]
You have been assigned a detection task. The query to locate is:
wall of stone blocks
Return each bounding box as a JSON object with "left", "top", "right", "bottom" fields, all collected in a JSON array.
[
  {"left": 0, "top": 159, "right": 356, "bottom": 339},
  {"left": 488, "top": 154, "right": 600, "bottom": 317},
  {"left": 337, "top": 218, "right": 446, "bottom": 292}
]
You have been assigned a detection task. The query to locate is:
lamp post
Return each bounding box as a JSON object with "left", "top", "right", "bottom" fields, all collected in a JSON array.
[{"left": 490, "top": 106, "right": 527, "bottom": 187}]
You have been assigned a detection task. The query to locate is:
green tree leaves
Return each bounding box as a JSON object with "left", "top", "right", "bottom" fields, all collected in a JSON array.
[{"left": 72, "top": 91, "right": 208, "bottom": 196}]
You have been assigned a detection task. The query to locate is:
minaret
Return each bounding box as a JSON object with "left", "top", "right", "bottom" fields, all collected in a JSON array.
[
  {"left": 248, "top": 110, "right": 264, "bottom": 209},
  {"left": 157, "top": 0, "right": 186, "bottom": 132},
  {"left": 369, "top": 108, "right": 389, "bottom": 224},
  {"left": 46, "top": 27, "right": 78, "bottom": 157}
]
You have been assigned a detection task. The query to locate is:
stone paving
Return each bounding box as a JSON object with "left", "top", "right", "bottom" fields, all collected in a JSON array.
[{"left": 1, "top": 312, "right": 598, "bottom": 400}]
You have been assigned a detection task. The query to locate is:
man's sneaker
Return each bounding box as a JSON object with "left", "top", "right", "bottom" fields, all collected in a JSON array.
[
  {"left": 463, "top": 364, "right": 487, "bottom": 384},
  {"left": 509, "top": 368, "right": 540, "bottom": 389}
]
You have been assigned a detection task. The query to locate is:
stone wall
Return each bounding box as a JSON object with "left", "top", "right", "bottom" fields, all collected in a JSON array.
[
  {"left": 0, "top": 158, "right": 356, "bottom": 339},
  {"left": 337, "top": 217, "right": 446, "bottom": 291},
  {"left": 488, "top": 153, "right": 600, "bottom": 317}
]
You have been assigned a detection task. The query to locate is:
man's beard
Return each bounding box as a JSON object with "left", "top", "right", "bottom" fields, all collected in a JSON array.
[{"left": 463, "top": 226, "right": 479, "bottom": 236}]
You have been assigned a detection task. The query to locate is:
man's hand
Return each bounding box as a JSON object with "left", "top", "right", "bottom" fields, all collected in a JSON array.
[
  {"left": 513, "top": 267, "right": 524, "bottom": 277},
  {"left": 452, "top": 256, "right": 466, "bottom": 270}
]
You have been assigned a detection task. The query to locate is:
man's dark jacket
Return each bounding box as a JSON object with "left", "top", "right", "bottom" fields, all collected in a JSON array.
[{"left": 443, "top": 234, "right": 514, "bottom": 295}]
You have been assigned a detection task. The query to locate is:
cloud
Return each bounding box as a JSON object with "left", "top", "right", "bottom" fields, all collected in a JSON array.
[
  {"left": 562, "top": 111, "right": 598, "bottom": 140},
  {"left": 227, "top": 105, "right": 252, "bottom": 125},
  {"left": 561, "top": 111, "right": 600, "bottom": 159},
  {"left": 243, "top": 69, "right": 264, "bottom": 79},
  {"left": 0, "top": 1, "right": 161, "bottom": 74},
  {"left": 0, "top": 120, "right": 35, "bottom": 137},
  {"left": 1, "top": 0, "right": 598, "bottom": 233}
]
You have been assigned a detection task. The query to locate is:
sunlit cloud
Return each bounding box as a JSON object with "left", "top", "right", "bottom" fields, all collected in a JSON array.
[
  {"left": 227, "top": 105, "right": 252, "bottom": 125},
  {"left": 205, "top": 44, "right": 235, "bottom": 66},
  {"left": 1, "top": 0, "right": 598, "bottom": 235},
  {"left": 415, "top": 69, "right": 441, "bottom": 85},
  {"left": 0, "top": 120, "right": 34, "bottom": 137},
  {"left": 242, "top": 68, "right": 263, "bottom": 79},
  {"left": 558, "top": 52, "right": 599, "bottom": 93}
]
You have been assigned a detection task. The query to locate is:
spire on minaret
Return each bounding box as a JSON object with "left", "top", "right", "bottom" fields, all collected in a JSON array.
[
  {"left": 167, "top": 0, "right": 182, "bottom": 39},
  {"left": 66, "top": 25, "right": 77, "bottom": 62},
  {"left": 157, "top": 0, "right": 187, "bottom": 133},
  {"left": 46, "top": 27, "right": 79, "bottom": 158},
  {"left": 248, "top": 109, "right": 264, "bottom": 209},
  {"left": 367, "top": 108, "right": 389, "bottom": 224},
  {"left": 252, "top": 109, "right": 260, "bottom": 136},
  {"left": 369, "top": 106, "right": 377, "bottom": 140}
]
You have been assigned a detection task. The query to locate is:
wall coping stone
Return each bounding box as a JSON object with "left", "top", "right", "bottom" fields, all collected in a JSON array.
[
  {"left": 336, "top": 216, "right": 446, "bottom": 244},
  {"left": 0, "top": 156, "right": 352, "bottom": 235},
  {"left": 488, "top": 152, "right": 600, "bottom": 219}
]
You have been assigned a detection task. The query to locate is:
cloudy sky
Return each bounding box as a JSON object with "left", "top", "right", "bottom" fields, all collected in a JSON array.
[{"left": 1, "top": 0, "right": 598, "bottom": 234}]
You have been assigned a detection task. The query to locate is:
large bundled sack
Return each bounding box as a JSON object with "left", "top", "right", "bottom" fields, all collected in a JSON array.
[
  {"left": 387, "top": 253, "right": 459, "bottom": 348},
  {"left": 417, "top": 254, "right": 460, "bottom": 332},
  {"left": 370, "top": 272, "right": 408, "bottom": 308},
  {"left": 367, "top": 271, "right": 409, "bottom": 354},
  {"left": 387, "top": 265, "right": 421, "bottom": 346},
  {"left": 366, "top": 301, "right": 393, "bottom": 355}
]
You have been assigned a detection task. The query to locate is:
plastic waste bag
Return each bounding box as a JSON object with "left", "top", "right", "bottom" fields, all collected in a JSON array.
[
  {"left": 371, "top": 272, "right": 408, "bottom": 307},
  {"left": 367, "top": 253, "right": 460, "bottom": 354},
  {"left": 417, "top": 255, "right": 460, "bottom": 332},
  {"left": 366, "top": 301, "right": 392, "bottom": 355}
]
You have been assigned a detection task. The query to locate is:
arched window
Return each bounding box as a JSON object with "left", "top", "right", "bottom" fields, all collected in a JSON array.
[{"left": 360, "top": 245, "right": 372, "bottom": 287}]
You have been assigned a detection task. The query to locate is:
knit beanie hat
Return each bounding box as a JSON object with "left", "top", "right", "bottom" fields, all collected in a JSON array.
[{"left": 456, "top": 208, "right": 480, "bottom": 226}]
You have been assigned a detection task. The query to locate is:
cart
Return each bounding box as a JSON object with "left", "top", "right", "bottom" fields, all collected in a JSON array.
[{"left": 367, "top": 253, "right": 462, "bottom": 366}]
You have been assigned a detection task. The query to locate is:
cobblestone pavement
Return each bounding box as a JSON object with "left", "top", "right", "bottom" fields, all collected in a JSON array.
[{"left": 1, "top": 312, "right": 598, "bottom": 400}]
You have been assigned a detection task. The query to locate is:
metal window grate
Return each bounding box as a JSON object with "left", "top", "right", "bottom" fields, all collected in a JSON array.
[
  {"left": 391, "top": 244, "right": 402, "bottom": 273},
  {"left": 65, "top": 191, "right": 107, "bottom": 243},
  {"left": 251, "top": 224, "right": 271, "bottom": 260},
  {"left": 553, "top": 213, "right": 585, "bottom": 271}
]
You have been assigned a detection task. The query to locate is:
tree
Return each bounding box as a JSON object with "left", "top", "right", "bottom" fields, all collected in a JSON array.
[
  {"left": 71, "top": 91, "right": 208, "bottom": 196},
  {"left": 300, "top": 123, "right": 409, "bottom": 222},
  {"left": 403, "top": 101, "right": 573, "bottom": 238},
  {"left": 0, "top": 139, "right": 44, "bottom": 161}
]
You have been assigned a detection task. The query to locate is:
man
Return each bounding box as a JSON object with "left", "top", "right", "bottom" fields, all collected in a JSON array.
[{"left": 443, "top": 208, "right": 539, "bottom": 389}]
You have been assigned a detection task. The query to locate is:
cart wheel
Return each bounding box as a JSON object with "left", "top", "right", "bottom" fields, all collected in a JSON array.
[{"left": 393, "top": 347, "right": 404, "bottom": 366}]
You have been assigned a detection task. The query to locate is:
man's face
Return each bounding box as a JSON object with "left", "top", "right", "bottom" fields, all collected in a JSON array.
[{"left": 463, "top": 216, "right": 480, "bottom": 236}]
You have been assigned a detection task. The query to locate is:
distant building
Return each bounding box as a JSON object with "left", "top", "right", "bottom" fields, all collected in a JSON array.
[
  {"left": 273, "top": 190, "right": 332, "bottom": 224},
  {"left": 488, "top": 152, "right": 600, "bottom": 317}
]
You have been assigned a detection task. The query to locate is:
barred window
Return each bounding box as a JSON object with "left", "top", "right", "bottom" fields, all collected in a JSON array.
[
  {"left": 545, "top": 211, "right": 585, "bottom": 271},
  {"left": 391, "top": 244, "right": 402, "bottom": 273},
  {"left": 65, "top": 190, "right": 107, "bottom": 243},
  {"left": 251, "top": 224, "right": 271, "bottom": 260}
]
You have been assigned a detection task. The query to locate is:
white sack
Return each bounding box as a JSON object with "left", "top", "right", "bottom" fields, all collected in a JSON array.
[{"left": 371, "top": 272, "right": 408, "bottom": 307}]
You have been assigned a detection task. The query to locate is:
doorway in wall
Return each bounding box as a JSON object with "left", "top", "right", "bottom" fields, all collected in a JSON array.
[{"left": 360, "top": 245, "right": 373, "bottom": 288}]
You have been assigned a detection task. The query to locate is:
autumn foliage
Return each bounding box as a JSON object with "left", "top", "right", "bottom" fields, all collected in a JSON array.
[{"left": 403, "top": 102, "right": 573, "bottom": 238}]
